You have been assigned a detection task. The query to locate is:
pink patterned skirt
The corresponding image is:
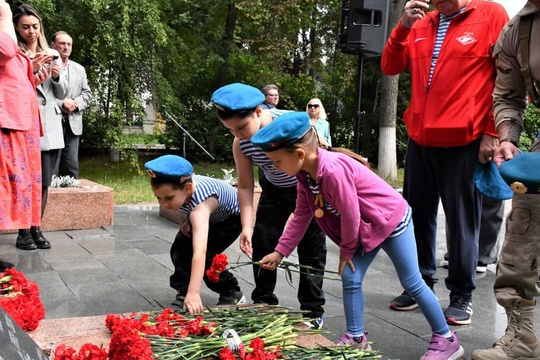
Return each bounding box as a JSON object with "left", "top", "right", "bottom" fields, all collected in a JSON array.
[{"left": 0, "top": 116, "right": 42, "bottom": 230}]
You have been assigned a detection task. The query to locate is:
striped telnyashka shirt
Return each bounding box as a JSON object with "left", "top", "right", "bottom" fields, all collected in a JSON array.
[
  {"left": 180, "top": 175, "right": 240, "bottom": 223},
  {"left": 238, "top": 108, "right": 298, "bottom": 188}
]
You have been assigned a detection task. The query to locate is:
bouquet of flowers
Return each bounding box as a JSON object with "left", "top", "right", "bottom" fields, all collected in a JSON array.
[
  {"left": 205, "top": 254, "right": 340, "bottom": 288},
  {"left": 0, "top": 267, "right": 45, "bottom": 331},
  {"left": 53, "top": 306, "right": 381, "bottom": 359}
]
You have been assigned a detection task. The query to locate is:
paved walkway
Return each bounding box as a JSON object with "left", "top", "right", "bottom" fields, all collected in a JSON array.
[{"left": 0, "top": 201, "right": 535, "bottom": 359}]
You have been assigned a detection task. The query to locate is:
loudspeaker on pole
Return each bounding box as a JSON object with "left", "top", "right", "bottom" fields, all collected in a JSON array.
[{"left": 338, "top": 0, "right": 390, "bottom": 56}]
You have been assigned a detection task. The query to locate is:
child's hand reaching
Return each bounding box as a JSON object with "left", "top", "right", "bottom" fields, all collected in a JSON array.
[
  {"left": 184, "top": 292, "right": 203, "bottom": 314},
  {"left": 260, "top": 251, "right": 284, "bottom": 271},
  {"left": 239, "top": 228, "right": 253, "bottom": 255},
  {"left": 338, "top": 255, "right": 355, "bottom": 276}
]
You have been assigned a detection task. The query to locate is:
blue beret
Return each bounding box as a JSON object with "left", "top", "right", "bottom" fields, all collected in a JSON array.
[
  {"left": 211, "top": 83, "right": 265, "bottom": 111},
  {"left": 251, "top": 111, "right": 311, "bottom": 152},
  {"left": 144, "top": 155, "right": 193, "bottom": 183},
  {"left": 499, "top": 152, "right": 540, "bottom": 194},
  {"left": 474, "top": 161, "right": 513, "bottom": 200}
]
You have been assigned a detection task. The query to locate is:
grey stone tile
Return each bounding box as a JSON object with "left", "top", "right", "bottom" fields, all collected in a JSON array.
[
  {"left": 109, "top": 225, "right": 160, "bottom": 243},
  {"left": 98, "top": 248, "right": 173, "bottom": 293},
  {"left": 57, "top": 267, "right": 123, "bottom": 288},
  {"left": 148, "top": 254, "right": 174, "bottom": 271},
  {"left": 70, "top": 281, "right": 155, "bottom": 316},
  {"left": 25, "top": 271, "right": 84, "bottom": 319},
  {"left": 65, "top": 228, "right": 112, "bottom": 239},
  {"left": 127, "top": 238, "right": 172, "bottom": 256},
  {"left": 50, "top": 259, "right": 107, "bottom": 272},
  {"left": 76, "top": 237, "right": 131, "bottom": 255},
  {"left": 8, "top": 252, "right": 53, "bottom": 274},
  {"left": 37, "top": 239, "right": 93, "bottom": 264}
]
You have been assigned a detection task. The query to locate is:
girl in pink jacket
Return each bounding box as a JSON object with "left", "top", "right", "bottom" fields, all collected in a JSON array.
[{"left": 256, "top": 112, "right": 463, "bottom": 360}]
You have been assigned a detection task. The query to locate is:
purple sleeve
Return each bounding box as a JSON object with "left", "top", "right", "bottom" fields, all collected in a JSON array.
[{"left": 275, "top": 182, "right": 313, "bottom": 257}]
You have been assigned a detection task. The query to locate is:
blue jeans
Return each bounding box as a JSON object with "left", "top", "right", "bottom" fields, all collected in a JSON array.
[{"left": 341, "top": 217, "right": 449, "bottom": 336}]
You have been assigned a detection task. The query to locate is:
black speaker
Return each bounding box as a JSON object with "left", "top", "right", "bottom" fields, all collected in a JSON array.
[{"left": 338, "top": 0, "right": 390, "bottom": 55}]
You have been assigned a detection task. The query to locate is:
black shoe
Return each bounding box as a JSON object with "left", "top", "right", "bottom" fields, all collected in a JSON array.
[
  {"left": 16, "top": 229, "right": 37, "bottom": 250},
  {"left": 445, "top": 294, "right": 472, "bottom": 325},
  {"left": 389, "top": 291, "right": 419, "bottom": 311},
  {"left": 171, "top": 293, "right": 185, "bottom": 309},
  {"left": 30, "top": 226, "right": 51, "bottom": 249},
  {"left": 217, "top": 290, "right": 247, "bottom": 306},
  {"left": 0, "top": 259, "right": 14, "bottom": 272}
]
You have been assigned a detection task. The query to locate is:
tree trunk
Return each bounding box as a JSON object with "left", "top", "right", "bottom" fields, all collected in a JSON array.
[
  {"left": 217, "top": 1, "right": 239, "bottom": 87},
  {"left": 212, "top": 1, "right": 239, "bottom": 154},
  {"left": 378, "top": 76, "right": 399, "bottom": 181},
  {"left": 377, "top": 0, "right": 405, "bottom": 182}
]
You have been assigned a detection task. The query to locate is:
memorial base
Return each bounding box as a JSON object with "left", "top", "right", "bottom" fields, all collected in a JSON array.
[
  {"left": 41, "top": 179, "right": 114, "bottom": 231},
  {"left": 29, "top": 312, "right": 335, "bottom": 357}
]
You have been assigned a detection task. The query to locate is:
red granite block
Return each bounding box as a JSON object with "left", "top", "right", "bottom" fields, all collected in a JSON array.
[
  {"left": 29, "top": 314, "right": 334, "bottom": 356},
  {"left": 41, "top": 179, "right": 114, "bottom": 231}
]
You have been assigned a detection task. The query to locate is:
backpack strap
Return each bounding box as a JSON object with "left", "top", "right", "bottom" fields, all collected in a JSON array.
[{"left": 519, "top": 14, "right": 540, "bottom": 107}]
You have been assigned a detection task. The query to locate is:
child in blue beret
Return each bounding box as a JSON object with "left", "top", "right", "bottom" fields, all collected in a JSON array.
[
  {"left": 145, "top": 155, "right": 246, "bottom": 314},
  {"left": 255, "top": 112, "right": 463, "bottom": 358},
  {"left": 212, "top": 83, "right": 327, "bottom": 329}
]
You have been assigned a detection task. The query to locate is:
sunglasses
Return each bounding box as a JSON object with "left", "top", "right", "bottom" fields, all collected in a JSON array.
[{"left": 308, "top": 104, "right": 320, "bottom": 108}]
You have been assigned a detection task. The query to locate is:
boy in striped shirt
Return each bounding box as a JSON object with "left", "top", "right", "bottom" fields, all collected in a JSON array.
[{"left": 145, "top": 155, "right": 246, "bottom": 314}]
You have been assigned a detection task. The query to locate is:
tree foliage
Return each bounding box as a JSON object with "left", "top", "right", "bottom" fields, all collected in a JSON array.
[{"left": 14, "top": 1, "right": 540, "bottom": 168}]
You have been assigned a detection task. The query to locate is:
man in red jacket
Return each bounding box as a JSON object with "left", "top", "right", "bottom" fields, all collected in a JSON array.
[{"left": 381, "top": 0, "right": 508, "bottom": 325}]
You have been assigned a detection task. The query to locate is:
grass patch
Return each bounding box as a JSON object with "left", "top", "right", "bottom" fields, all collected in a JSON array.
[
  {"left": 80, "top": 155, "right": 235, "bottom": 204},
  {"left": 80, "top": 154, "right": 404, "bottom": 205}
]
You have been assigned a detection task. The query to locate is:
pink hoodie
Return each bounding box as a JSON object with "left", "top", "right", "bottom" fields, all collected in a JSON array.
[{"left": 275, "top": 149, "right": 409, "bottom": 260}]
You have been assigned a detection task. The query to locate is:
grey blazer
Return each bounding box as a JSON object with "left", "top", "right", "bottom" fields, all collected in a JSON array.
[
  {"left": 55, "top": 60, "right": 92, "bottom": 136},
  {"left": 37, "top": 50, "right": 69, "bottom": 151}
]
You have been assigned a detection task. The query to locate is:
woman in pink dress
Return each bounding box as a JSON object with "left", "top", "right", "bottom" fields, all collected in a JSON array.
[{"left": 0, "top": 0, "right": 47, "bottom": 269}]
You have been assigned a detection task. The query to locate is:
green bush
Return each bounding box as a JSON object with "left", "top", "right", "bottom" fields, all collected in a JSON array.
[{"left": 521, "top": 102, "right": 540, "bottom": 151}]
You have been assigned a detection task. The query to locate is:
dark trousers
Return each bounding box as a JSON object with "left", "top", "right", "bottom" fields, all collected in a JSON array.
[
  {"left": 170, "top": 214, "right": 242, "bottom": 296},
  {"left": 403, "top": 138, "right": 481, "bottom": 296},
  {"left": 478, "top": 196, "right": 504, "bottom": 265},
  {"left": 41, "top": 150, "right": 60, "bottom": 218},
  {"left": 445, "top": 195, "right": 504, "bottom": 265},
  {"left": 251, "top": 176, "right": 327, "bottom": 318},
  {"left": 55, "top": 121, "right": 80, "bottom": 178}
]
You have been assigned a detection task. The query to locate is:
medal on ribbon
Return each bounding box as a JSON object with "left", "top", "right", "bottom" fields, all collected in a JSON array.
[{"left": 314, "top": 194, "right": 324, "bottom": 218}]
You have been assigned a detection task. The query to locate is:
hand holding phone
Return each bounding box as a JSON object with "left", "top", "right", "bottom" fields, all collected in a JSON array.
[
  {"left": 48, "top": 61, "right": 62, "bottom": 79},
  {"left": 402, "top": 0, "right": 430, "bottom": 28}
]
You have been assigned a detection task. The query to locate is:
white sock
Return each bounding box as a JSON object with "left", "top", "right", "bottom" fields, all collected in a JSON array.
[{"left": 439, "top": 331, "right": 452, "bottom": 339}]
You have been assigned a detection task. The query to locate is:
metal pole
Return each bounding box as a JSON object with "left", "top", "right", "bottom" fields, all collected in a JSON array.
[
  {"left": 182, "top": 133, "right": 187, "bottom": 159},
  {"left": 161, "top": 106, "right": 215, "bottom": 160}
]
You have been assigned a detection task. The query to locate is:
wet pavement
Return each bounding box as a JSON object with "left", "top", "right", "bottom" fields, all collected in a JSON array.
[{"left": 1, "top": 201, "right": 535, "bottom": 359}]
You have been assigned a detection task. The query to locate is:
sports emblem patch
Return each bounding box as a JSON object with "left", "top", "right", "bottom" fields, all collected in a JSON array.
[{"left": 456, "top": 34, "right": 477, "bottom": 45}]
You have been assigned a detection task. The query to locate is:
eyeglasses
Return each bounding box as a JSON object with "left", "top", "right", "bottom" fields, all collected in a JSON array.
[
  {"left": 308, "top": 104, "right": 320, "bottom": 108},
  {"left": 267, "top": 93, "right": 279, "bottom": 97}
]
